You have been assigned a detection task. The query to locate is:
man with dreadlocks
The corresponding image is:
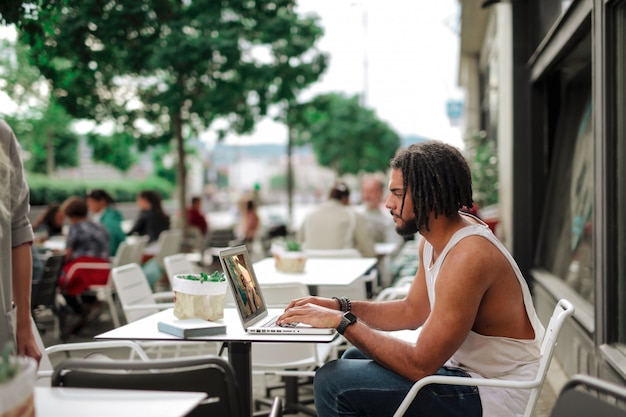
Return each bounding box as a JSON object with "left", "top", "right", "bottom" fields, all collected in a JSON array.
[{"left": 278, "top": 140, "right": 544, "bottom": 417}]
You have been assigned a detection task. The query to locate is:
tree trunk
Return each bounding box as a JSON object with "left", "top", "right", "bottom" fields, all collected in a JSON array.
[
  {"left": 46, "top": 129, "right": 55, "bottom": 176},
  {"left": 287, "top": 122, "right": 295, "bottom": 230},
  {"left": 174, "top": 112, "right": 188, "bottom": 245}
]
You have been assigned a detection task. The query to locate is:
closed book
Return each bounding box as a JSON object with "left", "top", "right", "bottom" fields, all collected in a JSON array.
[{"left": 157, "top": 318, "right": 226, "bottom": 338}]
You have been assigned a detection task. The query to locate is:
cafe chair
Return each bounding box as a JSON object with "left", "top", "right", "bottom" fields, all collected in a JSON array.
[
  {"left": 163, "top": 253, "right": 200, "bottom": 287},
  {"left": 392, "top": 299, "right": 575, "bottom": 417},
  {"left": 31, "top": 253, "right": 66, "bottom": 339},
  {"left": 550, "top": 374, "right": 626, "bottom": 417},
  {"left": 52, "top": 355, "right": 244, "bottom": 417},
  {"left": 32, "top": 317, "right": 150, "bottom": 386}
]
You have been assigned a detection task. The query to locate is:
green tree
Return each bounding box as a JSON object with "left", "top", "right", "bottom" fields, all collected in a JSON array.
[
  {"left": 292, "top": 93, "right": 401, "bottom": 176},
  {"left": 0, "top": 38, "right": 79, "bottom": 175},
  {"left": 14, "top": 0, "right": 326, "bottom": 232}
]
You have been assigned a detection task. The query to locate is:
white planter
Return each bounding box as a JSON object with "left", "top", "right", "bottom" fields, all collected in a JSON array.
[
  {"left": 0, "top": 356, "right": 36, "bottom": 417},
  {"left": 172, "top": 274, "right": 228, "bottom": 321}
]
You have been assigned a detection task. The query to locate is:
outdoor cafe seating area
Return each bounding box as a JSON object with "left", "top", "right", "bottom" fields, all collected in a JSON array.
[{"left": 28, "top": 227, "right": 419, "bottom": 417}]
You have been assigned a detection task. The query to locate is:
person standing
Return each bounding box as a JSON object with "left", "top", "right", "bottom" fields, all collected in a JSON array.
[
  {"left": 278, "top": 141, "right": 544, "bottom": 417},
  {"left": 0, "top": 119, "right": 41, "bottom": 362},
  {"left": 297, "top": 181, "right": 375, "bottom": 258},
  {"left": 86, "top": 189, "right": 126, "bottom": 256}
]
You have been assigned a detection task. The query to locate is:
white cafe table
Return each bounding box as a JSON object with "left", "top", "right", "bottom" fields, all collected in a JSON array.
[
  {"left": 253, "top": 256, "right": 377, "bottom": 286},
  {"left": 96, "top": 308, "right": 337, "bottom": 417},
  {"left": 35, "top": 386, "right": 206, "bottom": 417}
]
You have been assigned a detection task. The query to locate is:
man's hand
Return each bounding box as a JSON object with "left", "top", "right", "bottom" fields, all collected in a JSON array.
[
  {"left": 277, "top": 302, "right": 343, "bottom": 329},
  {"left": 284, "top": 296, "right": 339, "bottom": 311}
]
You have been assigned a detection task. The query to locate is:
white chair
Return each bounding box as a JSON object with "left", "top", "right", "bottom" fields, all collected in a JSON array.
[
  {"left": 111, "top": 263, "right": 175, "bottom": 323},
  {"left": 163, "top": 253, "right": 200, "bottom": 287},
  {"left": 32, "top": 317, "right": 150, "bottom": 386},
  {"left": 252, "top": 282, "right": 336, "bottom": 415},
  {"left": 79, "top": 240, "right": 146, "bottom": 328},
  {"left": 392, "top": 299, "right": 575, "bottom": 417},
  {"left": 153, "top": 229, "right": 183, "bottom": 269}
]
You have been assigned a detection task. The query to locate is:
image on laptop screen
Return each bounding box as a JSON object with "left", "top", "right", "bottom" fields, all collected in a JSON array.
[{"left": 220, "top": 247, "right": 267, "bottom": 324}]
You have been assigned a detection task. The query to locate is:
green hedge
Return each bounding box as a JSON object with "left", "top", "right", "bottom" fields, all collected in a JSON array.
[{"left": 26, "top": 174, "right": 174, "bottom": 206}]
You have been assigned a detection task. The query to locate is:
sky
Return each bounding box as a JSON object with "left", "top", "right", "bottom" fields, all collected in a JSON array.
[
  {"left": 1, "top": 1, "right": 465, "bottom": 149},
  {"left": 213, "top": 0, "right": 465, "bottom": 148}
]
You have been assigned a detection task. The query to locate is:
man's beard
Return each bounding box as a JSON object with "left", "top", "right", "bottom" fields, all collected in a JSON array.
[{"left": 395, "top": 214, "right": 419, "bottom": 236}]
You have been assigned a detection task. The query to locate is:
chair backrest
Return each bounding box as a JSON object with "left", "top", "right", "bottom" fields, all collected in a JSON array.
[
  {"left": 52, "top": 355, "right": 243, "bottom": 417},
  {"left": 164, "top": 253, "right": 199, "bottom": 287},
  {"left": 111, "top": 263, "right": 160, "bottom": 322},
  {"left": 32, "top": 254, "right": 65, "bottom": 309},
  {"left": 111, "top": 241, "right": 135, "bottom": 268},
  {"left": 154, "top": 229, "right": 183, "bottom": 268},
  {"left": 525, "top": 299, "right": 575, "bottom": 416},
  {"left": 550, "top": 374, "right": 626, "bottom": 417}
]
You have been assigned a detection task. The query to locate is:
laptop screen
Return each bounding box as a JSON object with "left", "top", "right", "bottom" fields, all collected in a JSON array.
[{"left": 219, "top": 246, "right": 268, "bottom": 325}]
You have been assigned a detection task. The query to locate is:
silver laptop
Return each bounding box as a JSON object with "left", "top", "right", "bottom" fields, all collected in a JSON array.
[{"left": 218, "top": 246, "right": 335, "bottom": 335}]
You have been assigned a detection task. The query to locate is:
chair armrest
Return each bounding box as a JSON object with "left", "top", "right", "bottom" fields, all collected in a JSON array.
[
  {"left": 45, "top": 340, "right": 150, "bottom": 361},
  {"left": 153, "top": 291, "right": 175, "bottom": 301},
  {"left": 392, "top": 375, "right": 541, "bottom": 417}
]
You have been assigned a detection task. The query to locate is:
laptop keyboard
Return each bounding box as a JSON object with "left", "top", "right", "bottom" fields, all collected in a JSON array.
[{"left": 262, "top": 316, "right": 299, "bottom": 328}]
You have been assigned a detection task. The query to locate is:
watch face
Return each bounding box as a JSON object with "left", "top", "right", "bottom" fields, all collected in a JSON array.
[{"left": 344, "top": 312, "right": 357, "bottom": 323}]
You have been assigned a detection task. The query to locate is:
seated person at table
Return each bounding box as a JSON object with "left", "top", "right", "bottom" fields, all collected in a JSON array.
[
  {"left": 86, "top": 189, "right": 126, "bottom": 256},
  {"left": 278, "top": 141, "right": 545, "bottom": 417},
  {"left": 357, "top": 173, "right": 405, "bottom": 245},
  {"left": 31, "top": 202, "right": 64, "bottom": 239},
  {"left": 127, "top": 190, "right": 170, "bottom": 244},
  {"left": 296, "top": 181, "right": 375, "bottom": 258},
  {"left": 186, "top": 196, "right": 209, "bottom": 237},
  {"left": 58, "top": 197, "right": 110, "bottom": 331}
]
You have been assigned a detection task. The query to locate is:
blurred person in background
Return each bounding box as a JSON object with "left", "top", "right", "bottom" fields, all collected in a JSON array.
[
  {"left": 186, "top": 195, "right": 209, "bottom": 237},
  {"left": 31, "top": 202, "right": 64, "bottom": 239},
  {"left": 0, "top": 119, "right": 41, "bottom": 362},
  {"left": 357, "top": 173, "right": 405, "bottom": 245},
  {"left": 58, "top": 197, "right": 110, "bottom": 334},
  {"left": 127, "top": 190, "right": 170, "bottom": 244},
  {"left": 86, "top": 189, "right": 126, "bottom": 256},
  {"left": 297, "top": 181, "right": 375, "bottom": 257}
]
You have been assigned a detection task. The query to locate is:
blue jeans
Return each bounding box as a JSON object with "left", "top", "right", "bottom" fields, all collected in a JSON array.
[{"left": 314, "top": 347, "right": 482, "bottom": 417}]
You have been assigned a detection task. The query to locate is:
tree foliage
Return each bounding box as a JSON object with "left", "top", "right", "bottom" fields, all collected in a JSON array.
[
  {"left": 0, "top": 38, "right": 79, "bottom": 174},
  {"left": 291, "top": 93, "right": 401, "bottom": 176},
  {"left": 13, "top": 0, "right": 327, "bottom": 227},
  {"left": 463, "top": 130, "right": 499, "bottom": 207}
]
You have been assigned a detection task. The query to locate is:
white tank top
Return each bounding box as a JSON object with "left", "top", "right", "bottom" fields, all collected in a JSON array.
[{"left": 422, "top": 221, "right": 545, "bottom": 417}]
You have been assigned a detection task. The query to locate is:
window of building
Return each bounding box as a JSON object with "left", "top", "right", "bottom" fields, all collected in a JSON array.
[
  {"left": 615, "top": 1, "right": 626, "bottom": 343},
  {"left": 535, "top": 37, "right": 593, "bottom": 304},
  {"left": 534, "top": 0, "right": 574, "bottom": 46}
]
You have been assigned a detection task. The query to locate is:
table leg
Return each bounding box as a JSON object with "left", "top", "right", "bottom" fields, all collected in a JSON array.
[{"left": 228, "top": 341, "right": 252, "bottom": 417}]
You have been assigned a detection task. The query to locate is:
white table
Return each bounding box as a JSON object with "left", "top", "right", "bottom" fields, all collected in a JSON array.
[
  {"left": 253, "top": 256, "right": 377, "bottom": 286},
  {"left": 35, "top": 386, "right": 206, "bottom": 417},
  {"left": 96, "top": 308, "right": 337, "bottom": 417}
]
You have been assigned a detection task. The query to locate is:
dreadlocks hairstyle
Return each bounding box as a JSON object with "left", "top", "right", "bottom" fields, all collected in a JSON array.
[{"left": 390, "top": 140, "right": 473, "bottom": 231}]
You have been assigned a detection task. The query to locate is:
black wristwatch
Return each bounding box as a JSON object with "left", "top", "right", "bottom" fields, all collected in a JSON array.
[{"left": 337, "top": 311, "right": 357, "bottom": 335}]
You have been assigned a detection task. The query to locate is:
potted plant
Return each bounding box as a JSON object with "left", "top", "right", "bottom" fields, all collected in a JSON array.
[
  {"left": 272, "top": 240, "right": 307, "bottom": 273},
  {"left": 172, "top": 271, "right": 228, "bottom": 321},
  {"left": 0, "top": 343, "right": 37, "bottom": 417}
]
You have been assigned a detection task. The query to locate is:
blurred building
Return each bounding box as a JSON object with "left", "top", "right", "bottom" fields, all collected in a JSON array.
[{"left": 457, "top": 0, "right": 625, "bottom": 386}]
